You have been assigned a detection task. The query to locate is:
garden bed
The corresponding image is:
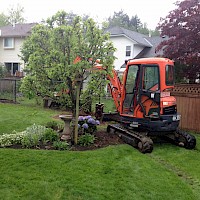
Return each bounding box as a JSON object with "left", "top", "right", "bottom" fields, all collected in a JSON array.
[
  {"left": 0, "top": 110, "right": 125, "bottom": 151},
  {"left": 71, "top": 130, "right": 124, "bottom": 151},
  {"left": 0, "top": 126, "right": 124, "bottom": 151}
]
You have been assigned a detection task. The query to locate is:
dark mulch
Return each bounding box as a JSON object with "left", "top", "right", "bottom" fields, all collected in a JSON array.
[{"left": 71, "top": 130, "right": 125, "bottom": 151}]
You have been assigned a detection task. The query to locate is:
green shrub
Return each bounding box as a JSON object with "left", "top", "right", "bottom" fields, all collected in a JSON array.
[
  {"left": 0, "top": 124, "right": 47, "bottom": 148},
  {"left": 78, "top": 133, "right": 95, "bottom": 146},
  {"left": 32, "top": 134, "right": 40, "bottom": 147},
  {"left": 53, "top": 141, "right": 69, "bottom": 150},
  {"left": 45, "top": 121, "right": 62, "bottom": 131},
  {"left": 0, "top": 134, "right": 14, "bottom": 147},
  {"left": 0, "top": 64, "right": 8, "bottom": 78},
  {"left": 0, "top": 124, "right": 64, "bottom": 150},
  {"left": 43, "top": 128, "right": 59, "bottom": 144},
  {"left": 21, "top": 135, "right": 33, "bottom": 148},
  {"left": 20, "top": 75, "right": 37, "bottom": 99},
  {"left": 0, "top": 132, "right": 25, "bottom": 147},
  {"left": 25, "top": 124, "right": 46, "bottom": 136},
  {"left": 21, "top": 124, "right": 47, "bottom": 148}
]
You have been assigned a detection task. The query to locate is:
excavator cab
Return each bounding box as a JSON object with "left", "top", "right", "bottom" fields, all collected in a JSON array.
[
  {"left": 117, "top": 58, "right": 181, "bottom": 132},
  {"left": 121, "top": 58, "right": 176, "bottom": 120}
]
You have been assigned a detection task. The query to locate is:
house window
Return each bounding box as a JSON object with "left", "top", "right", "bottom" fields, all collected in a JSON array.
[
  {"left": 5, "top": 63, "right": 20, "bottom": 76},
  {"left": 126, "top": 46, "right": 131, "bottom": 57},
  {"left": 3, "top": 38, "right": 14, "bottom": 49}
]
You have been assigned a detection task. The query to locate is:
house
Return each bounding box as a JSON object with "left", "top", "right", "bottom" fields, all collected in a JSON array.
[
  {"left": 106, "top": 26, "right": 165, "bottom": 73},
  {"left": 0, "top": 23, "right": 36, "bottom": 77}
]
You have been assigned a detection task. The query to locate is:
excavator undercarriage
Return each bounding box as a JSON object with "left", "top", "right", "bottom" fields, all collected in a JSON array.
[{"left": 103, "top": 112, "right": 196, "bottom": 153}]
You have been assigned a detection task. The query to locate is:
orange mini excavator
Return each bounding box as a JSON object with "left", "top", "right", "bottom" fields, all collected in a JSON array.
[{"left": 100, "top": 57, "right": 196, "bottom": 153}]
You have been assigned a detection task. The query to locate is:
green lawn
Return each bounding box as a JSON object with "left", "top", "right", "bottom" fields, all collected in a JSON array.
[
  {"left": 0, "top": 100, "right": 63, "bottom": 134},
  {"left": 1, "top": 145, "right": 199, "bottom": 200},
  {"left": 0, "top": 100, "right": 200, "bottom": 199}
]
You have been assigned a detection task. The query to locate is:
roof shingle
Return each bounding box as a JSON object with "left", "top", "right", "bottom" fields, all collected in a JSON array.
[
  {"left": 106, "top": 26, "right": 153, "bottom": 47},
  {"left": 0, "top": 23, "right": 37, "bottom": 37}
]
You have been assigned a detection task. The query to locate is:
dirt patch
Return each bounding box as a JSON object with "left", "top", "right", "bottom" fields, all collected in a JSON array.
[{"left": 71, "top": 130, "right": 125, "bottom": 151}]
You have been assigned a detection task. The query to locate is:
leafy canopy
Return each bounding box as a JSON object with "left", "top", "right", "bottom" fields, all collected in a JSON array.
[
  {"left": 20, "top": 11, "right": 115, "bottom": 112},
  {"left": 107, "top": 10, "right": 142, "bottom": 31},
  {"left": 0, "top": 4, "right": 25, "bottom": 27},
  {"left": 157, "top": 0, "right": 200, "bottom": 82},
  {"left": 105, "top": 10, "right": 159, "bottom": 36}
]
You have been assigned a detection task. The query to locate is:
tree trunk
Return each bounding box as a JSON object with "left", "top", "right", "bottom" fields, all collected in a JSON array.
[
  {"left": 67, "top": 77, "right": 76, "bottom": 116},
  {"left": 74, "top": 82, "right": 81, "bottom": 144}
]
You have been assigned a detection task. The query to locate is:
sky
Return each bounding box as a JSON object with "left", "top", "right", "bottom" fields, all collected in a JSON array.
[{"left": 0, "top": 0, "right": 177, "bottom": 29}]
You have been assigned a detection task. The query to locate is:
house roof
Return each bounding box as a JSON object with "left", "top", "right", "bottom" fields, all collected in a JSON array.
[
  {"left": 106, "top": 26, "right": 153, "bottom": 47},
  {"left": 107, "top": 26, "right": 168, "bottom": 70},
  {"left": 134, "top": 36, "right": 167, "bottom": 59},
  {"left": 0, "top": 23, "right": 37, "bottom": 37},
  {"left": 120, "top": 36, "right": 166, "bottom": 69}
]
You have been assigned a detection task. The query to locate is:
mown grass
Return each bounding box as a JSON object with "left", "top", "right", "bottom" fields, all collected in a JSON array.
[
  {"left": 0, "top": 99, "right": 63, "bottom": 134},
  {"left": 151, "top": 135, "right": 200, "bottom": 198},
  {"left": 91, "top": 98, "right": 116, "bottom": 113},
  {"left": 1, "top": 99, "right": 200, "bottom": 199},
  {"left": 0, "top": 145, "right": 198, "bottom": 200}
]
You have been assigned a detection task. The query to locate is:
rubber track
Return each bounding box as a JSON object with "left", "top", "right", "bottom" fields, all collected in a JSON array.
[
  {"left": 107, "top": 124, "right": 153, "bottom": 153},
  {"left": 176, "top": 129, "right": 196, "bottom": 149}
]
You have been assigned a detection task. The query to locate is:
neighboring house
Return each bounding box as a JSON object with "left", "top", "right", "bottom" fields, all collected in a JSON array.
[
  {"left": 0, "top": 23, "right": 36, "bottom": 77},
  {"left": 0, "top": 23, "right": 165, "bottom": 78},
  {"left": 106, "top": 26, "right": 165, "bottom": 73}
]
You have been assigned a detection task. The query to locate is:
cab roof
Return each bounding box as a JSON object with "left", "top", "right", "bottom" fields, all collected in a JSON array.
[{"left": 126, "top": 57, "right": 174, "bottom": 65}]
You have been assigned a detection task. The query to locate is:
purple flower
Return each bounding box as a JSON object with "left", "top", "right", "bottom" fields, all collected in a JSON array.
[
  {"left": 78, "top": 116, "right": 84, "bottom": 121},
  {"left": 85, "top": 115, "right": 92, "bottom": 120},
  {"left": 95, "top": 120, "right": 100, "bottom": 125},
  {"left": 82, "top": 123, "right": 89, "bottom": 129},
  {"left": 78, "top": 124, "right": 81, "bottom": 128},
  {"left": 87, "top": 118, "right": 96, "bottom": 125}
]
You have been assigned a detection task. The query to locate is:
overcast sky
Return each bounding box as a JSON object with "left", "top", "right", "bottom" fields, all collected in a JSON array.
[{"left": 0, "top": 0, "right": 177, "bottom": 29}]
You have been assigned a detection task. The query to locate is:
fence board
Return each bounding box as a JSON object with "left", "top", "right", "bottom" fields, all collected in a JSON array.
[{"left": 172, "top": 84, "right": 200, "bottom": 132}]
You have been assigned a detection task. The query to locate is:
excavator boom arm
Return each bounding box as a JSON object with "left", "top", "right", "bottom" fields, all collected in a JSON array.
[
  {"left": 107, "top": 69, "right": 122, "bottom": 112},
  {"left": 94, "top": 65, "right": 122, "bottom": 112}
]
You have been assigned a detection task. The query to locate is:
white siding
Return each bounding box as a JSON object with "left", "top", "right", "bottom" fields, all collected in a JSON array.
[
  {"left": 0, "top": 37, "right": 25, "bottom": 71},
  {"left": 110, "top": 36, "right": 144, "bottom": 71},
  {"left": 134, "top": 44, "right": 145, "bottom": 58}
]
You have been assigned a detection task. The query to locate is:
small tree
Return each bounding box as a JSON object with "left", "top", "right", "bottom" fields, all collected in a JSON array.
[
  {"left": 7, "top": 4, "right": 25, "bottom": 25},
  {"left": 20, "top": 11, "right": 115, "bottom": 144},
  {"left": 0, "top": 13, "right": 9, "bottom": 27},
  {"left": 0, "top": 63, "right": 7, "bottom": 78},
  {"left": 0, "top": 4, "right": 25, "bottom": 27}
]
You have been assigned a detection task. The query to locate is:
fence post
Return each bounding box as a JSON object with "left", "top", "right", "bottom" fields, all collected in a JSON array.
[{"left": 14, "top": 79, "right": 17, "bottom": 103}]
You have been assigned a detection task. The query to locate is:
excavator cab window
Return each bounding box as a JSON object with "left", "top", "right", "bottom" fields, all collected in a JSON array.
[
  {"left": 122, "top": 64, "right": 160, "bottom": 115},
  {"left": 166, "top": 65, "right": 174, "bottom": 85},
  {"left": 143, "top": 65, "right": 159, "bottom": 91},
  {"left": 125, "top": 65, "right": 138, "bottom": 93},
  {"left": 123, "top": 65, "right": 139, "bottom": 113}
]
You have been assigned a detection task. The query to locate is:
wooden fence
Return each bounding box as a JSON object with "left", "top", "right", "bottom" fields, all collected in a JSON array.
[{"left": 172, "top": 84, "right": 200, "bottom": 132}]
